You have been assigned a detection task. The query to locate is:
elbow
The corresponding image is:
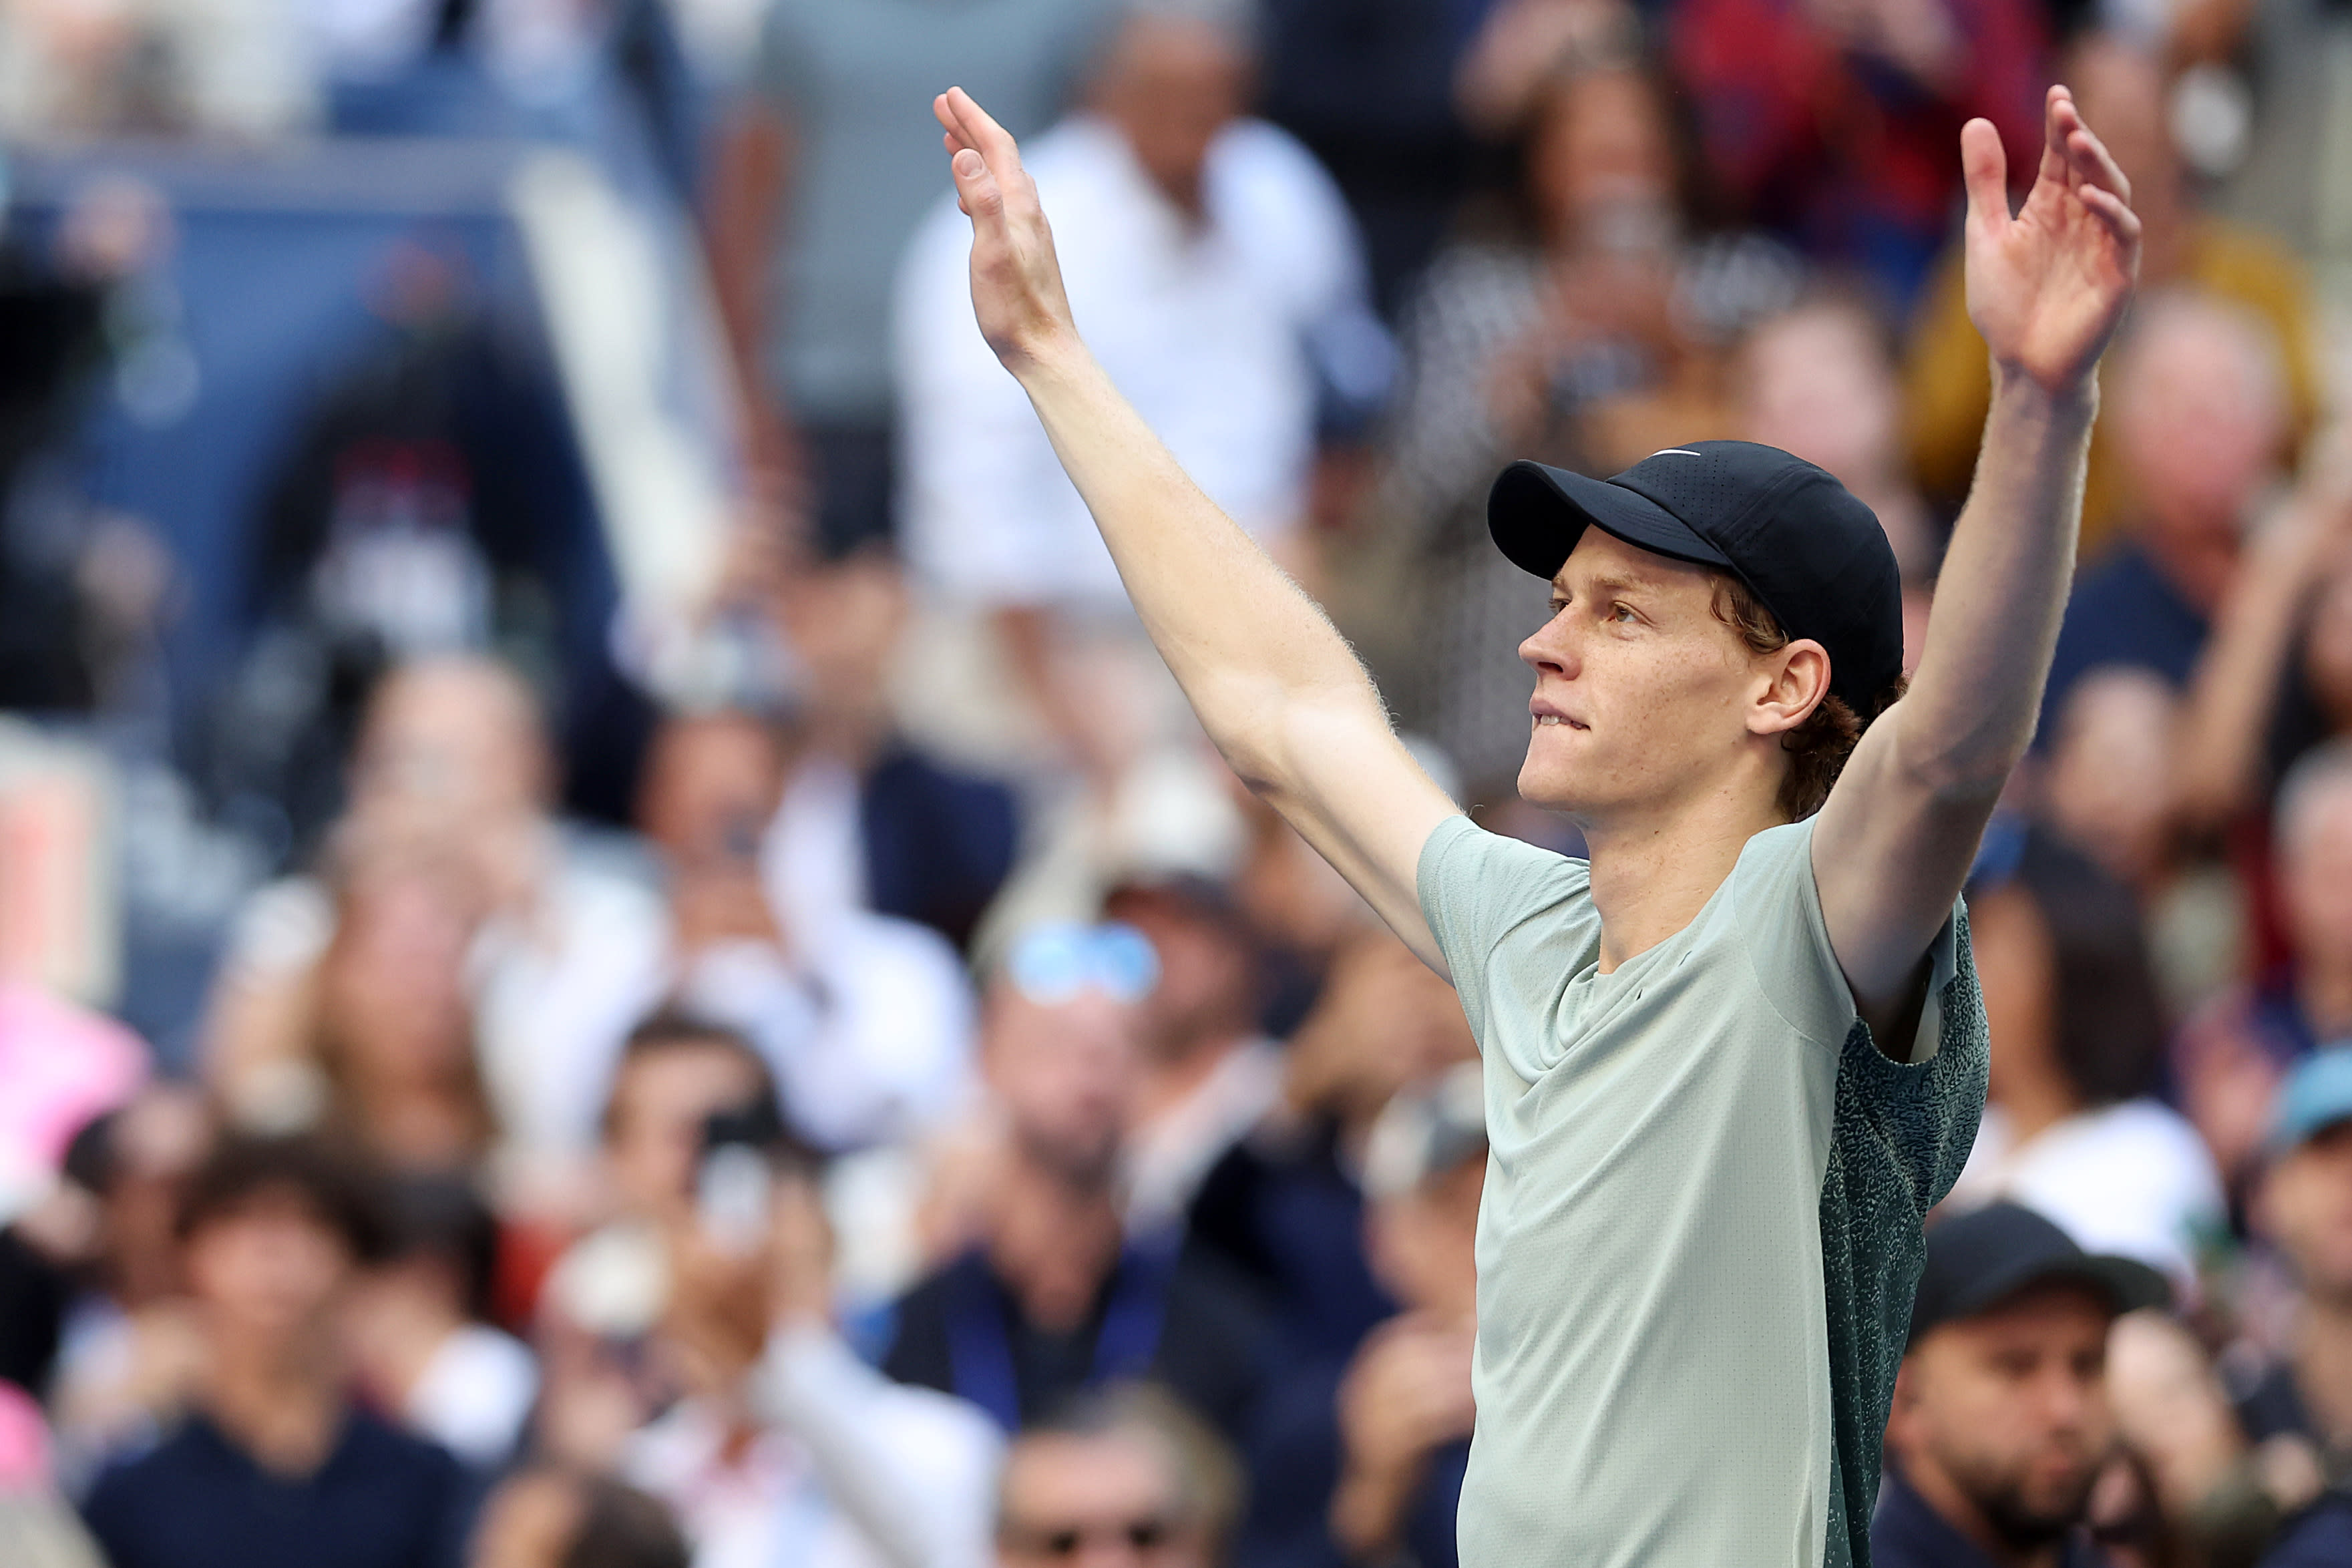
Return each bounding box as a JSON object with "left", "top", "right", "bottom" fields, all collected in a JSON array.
[{"left": 1883, "top": 713, "right": 2024, "bottom": 810}]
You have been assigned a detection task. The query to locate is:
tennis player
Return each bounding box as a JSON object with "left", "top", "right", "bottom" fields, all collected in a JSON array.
[{"left": 932, "top": 79, "right": 2138, "bottom": 1568}]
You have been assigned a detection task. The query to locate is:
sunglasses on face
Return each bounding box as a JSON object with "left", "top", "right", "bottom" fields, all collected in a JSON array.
[
  {"left": 1003, "top": 922, "right": 1161, "bottom": 1006},
  {"left": 1002, "top": 1515, "right": 1181, "bottom": 1559}
]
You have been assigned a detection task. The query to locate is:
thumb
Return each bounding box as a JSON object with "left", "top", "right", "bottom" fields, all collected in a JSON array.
[{"left": 1959, "top": 118, "right": 2009, "bottom": 234}]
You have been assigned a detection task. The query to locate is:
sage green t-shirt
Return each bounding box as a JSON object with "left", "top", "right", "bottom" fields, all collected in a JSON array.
[{"left": 1418, "top": 813, "right": 1987, "bottom": 1568}]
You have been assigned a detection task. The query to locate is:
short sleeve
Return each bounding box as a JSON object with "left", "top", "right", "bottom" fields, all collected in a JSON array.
[
  {"left": 1732, "top": 819, "right": 1960, "bottom": 1060},
  {"left": 1416, "top": 815, "right": 1589, "bottom": 1044}
]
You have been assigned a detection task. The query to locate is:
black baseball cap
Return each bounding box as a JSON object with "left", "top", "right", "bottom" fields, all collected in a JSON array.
[
  {"left": 1908, "top": 1203, "right": 2170, "bottom": 1344},
  {"left": 1487, "top": 441, "right": 1905, "bottom": 714}
]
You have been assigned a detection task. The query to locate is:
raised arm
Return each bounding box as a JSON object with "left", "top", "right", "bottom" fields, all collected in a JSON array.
[
  {"left": 1814, "top": 86, "right": 2140, "bottom": 1028},
  {"left": 2172, "top": 435, "right": 2352, "bottom": 830},
  {"left": 932, "top": 88, "right": 1460, "bottom": 969}
]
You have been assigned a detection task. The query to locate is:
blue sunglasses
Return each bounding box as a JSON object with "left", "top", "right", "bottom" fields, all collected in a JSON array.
[{"left": 1004, "top": 922, "right": 1160, "bottom": 1005}]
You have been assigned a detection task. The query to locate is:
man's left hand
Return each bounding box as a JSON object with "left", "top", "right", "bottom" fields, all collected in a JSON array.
[{"left": 1962, "top": 85, "right": 2142, "bottom": 395}]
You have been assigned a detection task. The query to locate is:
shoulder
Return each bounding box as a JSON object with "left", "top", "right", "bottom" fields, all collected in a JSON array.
[
  {"left": 1416, "top": 815, "right": 1594, "bottom": 969},
  {"left": 885, "top": 1252, "right": 981, "bottom": 1378},
  {"left": 82, "top": 1420, "right": 194, "bottom": 1502},
  {"left": 337, "top": 1409, "right": 465, "bottom": 1488},
  {"left": 1726, "top": 817, "right": 1830, "bottom": 934},
  {"left": 1419, "top": 814, "right": 1588, "bottom": 901}
]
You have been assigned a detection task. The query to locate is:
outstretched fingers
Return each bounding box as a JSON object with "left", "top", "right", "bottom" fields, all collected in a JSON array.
[
  {"left": 2049, "top": 89, "right": 2139, "bottom": 249},
  {"left": 2035, "top": 83, "right": 2074, "bottom": 188},
  {"left": 940, "top": 87, "right": 1022, "bottom": 179}
]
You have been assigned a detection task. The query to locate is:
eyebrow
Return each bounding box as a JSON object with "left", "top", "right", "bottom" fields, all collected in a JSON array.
[{"left": 1549, "top": 570, "right": 1665, "bottom": 598}]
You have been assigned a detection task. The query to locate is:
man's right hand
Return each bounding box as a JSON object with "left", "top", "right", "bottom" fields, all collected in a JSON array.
[{"left": 934, "top": 87, "right": 1077, "bottom": 377}]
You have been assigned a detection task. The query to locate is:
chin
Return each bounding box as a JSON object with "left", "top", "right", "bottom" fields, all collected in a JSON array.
[{"left": 1515, "top": 749, "right": 1585, "bottom": 815}]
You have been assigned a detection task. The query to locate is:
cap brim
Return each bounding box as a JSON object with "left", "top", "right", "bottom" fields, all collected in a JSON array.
[
  {"left": 1487, "top": 459, "right": 1734, "bottom": 581},
  {"left": 1955, "top": 1252, "right": 2173, "bottom": 1325}
]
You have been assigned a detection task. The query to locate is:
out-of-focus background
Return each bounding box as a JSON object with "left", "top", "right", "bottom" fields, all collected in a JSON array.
[{"left": 3, "top": 0, "right": 2352, "bottom": 1563}]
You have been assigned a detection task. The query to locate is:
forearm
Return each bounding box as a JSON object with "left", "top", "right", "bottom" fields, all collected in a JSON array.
[
  {"left": 1897, "top": 371, "right": 2096, "bottom": 789},
  {"left": 1012, "top": 337, "right": 1390, "bottom": 789},
  {"left": 2175, "top": 544, "right": 2309, "bottom": 826},
  {"left": 753, "top": 1324, "right": 995, "bottom": 1568}
]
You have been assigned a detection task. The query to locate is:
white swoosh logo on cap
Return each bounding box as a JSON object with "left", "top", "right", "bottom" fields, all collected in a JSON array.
[{"left": 1649, "top": 448, "right": 1703, "bottom": 457}]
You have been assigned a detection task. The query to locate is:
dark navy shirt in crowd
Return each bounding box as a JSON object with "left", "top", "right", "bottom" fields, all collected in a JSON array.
[
  {"left": 1872, "top": 1468, "right": 2109, "bottom": 1568},
  {"left": 81, "top": 1408, "right": 471, "bottom": 1568},
  {"left": 2039, "top": 541, "right": 2208, "bottom": 737},
  {"left": 883, "top": 1237, "right": 1269, "bottom": 1440},
  {"left": 2265, "top": 1495, "right": 2352, "bottom": 1565}
]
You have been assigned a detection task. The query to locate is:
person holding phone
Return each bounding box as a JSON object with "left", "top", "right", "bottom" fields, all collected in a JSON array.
[
  {"left": 626, "top": 710, "right": 976, "bottom": 1157},
  {"left": 928, "top": 71, "right": 2139, "bottom": 1565}
]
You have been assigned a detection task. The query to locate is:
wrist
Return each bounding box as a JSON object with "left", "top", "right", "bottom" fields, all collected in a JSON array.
[
  {"left": 1008, "top": 323, "right": 1091, "bottom": 391},
  {"left": 1988, "top": 360, "right": 2100, "bottom": 429}
]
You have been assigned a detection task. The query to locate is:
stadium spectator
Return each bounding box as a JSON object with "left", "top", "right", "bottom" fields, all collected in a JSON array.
[
  {"left": 306, "top": 834, "right": 498, "bottom": 1178},
  {"left": 704, "top": 0, "right": 1108, "bottom": 554},
  {"left": 1240, "top": 1065, "right": 1483, "bottom": 1568},
  {"left": 80, "top": 1137, "right": 473, "bottom": 1568},
  {"left": 202, "top": 655, "right": 670, "bottom": 1184},
  {"left": 468, "top": 1466, "right": 690, "bottom": 1568},
  {"left": 1665, "top": 0, "right": 2045, "bottom": 307},
  {"left": 222, "top": 242, "right": 584, "bottom": 849},
  {"left": 2232, "top": 1052, "right": 2352, "bottom": 1510},
  {"left": 894, "top": 0, "right": 1383, "bottom": 780},
  {"left": 1734, "top": 288, "right": 1943, "bottom": 588},
  {"left": 765, "top": 553, "right": 1021, "bottom": 954},
  {"left": 2034, "top": 665, "right": 2258, "bottom": 1025},
  {"left": 885, "top": 925, "right": 1269, "bottom": 1439},
  {"left": 629, "top": 709, "right": 975, "bottom": 1154},
  {"left": 1102, "top": 876, "right": 1280, "bottom": 1231},
  {"left": 2037, "top": 290, "right": 2295, "bottom": 729},
  {"left": 1877, "top": 1203, "right": 2168, "bottom": 1568},
  {"left": 2178, "top": 745, "right": 2352, "bottom": 1191},
  {"left": 620, "top": 1138, "right": 1002, "bottom": 1568},
  {"left": 539, "top": 1014, "right": 783, "bottom": 1312},
  {"left": 39, "top": 1087, "right": 215, "bottom": 1488},
  {"left": 1905, "top": 35, "right": 2320, "bottom": 549},
  {"left": 1951, "top": 831, "right": 2225, "bottom": 1287},
  {"left": 995, "top": 1385, "right": 1241, "bottom": 1568},
  {"left": 2168, "top": 425, "right": 2352, "bottom": 832},
  {"left": 346, "top": 1175, "right": 536, "bottom": 1471},
  {"left": 1362, "top": 48, "right": 1800, "bottom": 789},
  {"left": 1187, "top": 928, "right": 1476, "bottom": 1364}
]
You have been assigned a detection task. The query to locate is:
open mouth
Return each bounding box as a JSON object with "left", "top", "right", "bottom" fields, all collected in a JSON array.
[{"left": 1532, "top": 715, "right": 1588, "bottom": 731}]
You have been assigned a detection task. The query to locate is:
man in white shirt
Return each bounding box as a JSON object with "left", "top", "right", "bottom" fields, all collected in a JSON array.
[{"left": 896, "top": 3, "right": 1382, "bottom": 618}]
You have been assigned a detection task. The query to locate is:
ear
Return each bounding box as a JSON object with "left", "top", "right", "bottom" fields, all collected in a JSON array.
[
  {"left": 1883, "top": 1355, "right": 1926, "bottom": 1456},
  {"left": 1747, "top": 638, "right": 1832, "bottom": 739}
]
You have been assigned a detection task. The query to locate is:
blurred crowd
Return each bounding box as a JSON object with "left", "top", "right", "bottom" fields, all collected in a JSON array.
[{"left": 4, "top": 0, "right": 2352, "bottom": 1564}]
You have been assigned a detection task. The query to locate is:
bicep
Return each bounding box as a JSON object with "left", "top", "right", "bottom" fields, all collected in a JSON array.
[
  {"left": 1256, "top": 693, "right": 1462, "bottom": 978},
  {"left": 1810, "top": 713, "right": 1996, "bottom": 1021}
]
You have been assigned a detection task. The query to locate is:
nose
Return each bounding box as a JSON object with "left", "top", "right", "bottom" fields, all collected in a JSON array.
[
  {"left": 1519, "top": 602, "right": 1578, "bottom": 680},
  {"left": 2033, "top": 1364, "right": 2102, "bottom": 1442}
]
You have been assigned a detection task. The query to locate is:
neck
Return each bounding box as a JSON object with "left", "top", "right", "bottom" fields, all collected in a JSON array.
[
  {"left": 989, "top": 1157, "right": 1125, "bottom": 1334},
  {"left": 204, "top": 1323, "right": 345, "bottom": 1478},
  {"left": 1901, "top": 1460, "right": 2066, "bottom": 1568},
  {"left": 1137, "top": 1028, "right": 1247, "bottom": 1124},
  {"left": 1580, "top": 781, "right": 1787, "bottom": 972},
  {"left": 346, "top": 1074, "right": 480, "bottom": 1173}
]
